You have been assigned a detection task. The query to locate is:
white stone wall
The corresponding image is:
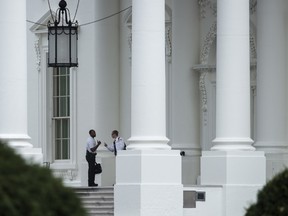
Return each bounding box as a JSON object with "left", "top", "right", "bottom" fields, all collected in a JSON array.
[
  {"left": 25, "top": 0, "right": 288, "bottom": 192},
  {"left": 22, "top": 0, "right": 288, "bottom": 215}
]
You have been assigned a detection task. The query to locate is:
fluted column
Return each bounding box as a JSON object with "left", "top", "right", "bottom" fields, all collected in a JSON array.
[
  {"left": 0, "top": 1, "right": 32, "bottom": 148},
  {"left": 212, "top": 0, "right": 254, "bottom": 150},
  {"left": 254, "top": 0, "right": 288, "bottom": 179},
  {"left": 128, "top": 0, "right": 169, "bottom": 150}
]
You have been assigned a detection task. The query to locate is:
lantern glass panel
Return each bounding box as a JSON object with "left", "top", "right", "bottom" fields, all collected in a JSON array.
[
  {"left": 48, "top": 27, "right": 56, "bottom": 65},
  {"left": 48, "top": 26, "right": 78, "bottom": 67},
  {"left": 71, "top": 27, "right": 78, "bottom": 65},
  {"left": 57, "top": 27, "right": 70, "bottom": 65}
]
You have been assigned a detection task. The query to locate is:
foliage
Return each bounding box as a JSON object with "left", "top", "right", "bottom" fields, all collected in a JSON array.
[
  {"left": 245, "top": 168, "right": 288, "bottom": 216},
  {"left": 0, "top": 141, "right": 87, "bottom": 216}
]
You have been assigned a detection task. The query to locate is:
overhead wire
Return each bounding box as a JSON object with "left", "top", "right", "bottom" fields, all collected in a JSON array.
[
  {"left": 26, "top": 20, "right": 47, "bottom": 26},
  {"left": 79, "top": 6, "right": 132, "bottom": 27},
  {"left": 26, "top": 3, "right": 132, "bottom": 28}
]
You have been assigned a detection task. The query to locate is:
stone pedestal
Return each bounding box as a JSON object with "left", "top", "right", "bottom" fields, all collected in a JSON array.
[
  {"left": 16, "top": 147, "right": 43, "bottom": 164},
  {"left": 114, "top": 150, "right": 183, "bottom": 216},
  {"left": 201, "top": 151, "right": 266, "bottom": 216}
]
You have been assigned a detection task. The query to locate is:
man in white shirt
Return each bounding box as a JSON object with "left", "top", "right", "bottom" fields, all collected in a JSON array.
[
  {"left": 86, "top": 129, "right": 101, "bottom": 187},
  {"left": 104, "top": 130, "right": 126, "bottom": 156}
]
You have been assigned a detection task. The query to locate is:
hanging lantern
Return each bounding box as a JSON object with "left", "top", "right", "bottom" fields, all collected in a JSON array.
[{"left": 48, "top": 0, "right": 78, "bottom": 67}]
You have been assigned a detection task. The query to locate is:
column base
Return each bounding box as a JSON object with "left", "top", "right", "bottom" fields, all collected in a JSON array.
[
  {"left": 201, "top": 151, "right": 266, "bottom": 216},
  {"left": 212, "top": 137, "right": 255, "bottom": 151},
  {"left": 0, "top": 134, "right": 43, "bottom": 164},
  {"left": 15, "top": 147, "right": 43, "bottom": 164},
  {"left": 114, "top": 150, "right": 183, "bottom": 216},
  {"left": 0, "top": 134, "right": 33, "bottom": 148},
  {"left": 127, "top": 136, "right": 171, "bottom": 150}
]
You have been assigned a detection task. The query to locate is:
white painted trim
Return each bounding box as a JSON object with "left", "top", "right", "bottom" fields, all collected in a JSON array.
[
  {"left": 70, "top": 67, "right": 78, "bottom": 166},
  {"left": 35, "top": 38, "right": 77, "bottom": 169}
]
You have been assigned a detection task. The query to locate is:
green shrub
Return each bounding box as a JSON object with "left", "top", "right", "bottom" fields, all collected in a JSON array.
[
  {"left": 245, "top": 168, "right": 288, "bottom": 216},
  {"left": 0, "top": 141, "right": 87, "bottom": 216}
]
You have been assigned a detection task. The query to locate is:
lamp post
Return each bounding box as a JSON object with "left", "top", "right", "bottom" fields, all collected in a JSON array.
[{"left": 48, "top": 0, "right": 78, "bottom": 67}]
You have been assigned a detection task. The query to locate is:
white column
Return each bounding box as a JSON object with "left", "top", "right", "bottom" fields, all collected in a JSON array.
[
  {"left": 127, "top": 0, "right": 169, "bottom": 150},
  {"left": 114, "top": 0, "right": 182, "bottom": 215},
  {"left": 211, "top": 0, "right": 254, "bottom": 150},
  {"left": 0, "top": 1, "right": 31, "bottom": 148},
  {"left": 201, "top": 1, "right": 266, "bottom": 216},
  {"left": 254, "top": 0, "right": 288, "bottom": 179},
  {"left": 0, "top": 1, "right": 42, "bottom": 162}
]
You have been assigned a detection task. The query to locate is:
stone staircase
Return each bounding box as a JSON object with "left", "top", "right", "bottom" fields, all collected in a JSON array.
[{"left": 74, "top": 187, "right": 114, "bottom": 216}]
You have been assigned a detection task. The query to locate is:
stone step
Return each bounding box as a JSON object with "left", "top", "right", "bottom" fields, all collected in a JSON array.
[
  {"left": 74, "top": 187, "right": 114, "bottom": 216},
  {"left": 74, "top": 186, "right": 114, "bottom": 193},
  {"left": 86, "top": 210, "right": 114, "bottom": 216},
  {"left": 82, "top": 198, "right": 114, "bottom": 204}
]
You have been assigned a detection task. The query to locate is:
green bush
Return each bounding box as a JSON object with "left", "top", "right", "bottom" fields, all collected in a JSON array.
[
  {"left": 245, "top": 168, "right": 288, "bottom": 216},
  {"left": 0, "top": 141, "right": 87, "bottom": 216}
]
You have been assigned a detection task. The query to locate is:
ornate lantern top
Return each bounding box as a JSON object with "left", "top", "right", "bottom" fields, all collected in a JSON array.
[{"left": 48, "top": 0, "right": 78, "bottom": 68}]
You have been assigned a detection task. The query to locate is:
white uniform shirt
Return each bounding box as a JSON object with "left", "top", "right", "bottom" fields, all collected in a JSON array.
[
  {"left": 105, "top": 137, "right": 125, "bottom": 152},
  {"left": 86, "top": 136, "right": 96, "bottom": 153}
]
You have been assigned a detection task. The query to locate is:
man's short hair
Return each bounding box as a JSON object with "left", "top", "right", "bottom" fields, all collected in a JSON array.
[{"left": 112, "top": 130, "right": 119, "bottom": 136}]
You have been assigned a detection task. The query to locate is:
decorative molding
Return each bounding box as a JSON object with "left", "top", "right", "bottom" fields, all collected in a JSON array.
[
  {"left": 193, "top": 65, "right": 215, "bottom": 114},
  {"left": 198, "top": 0, "right": 209, "bottom": 18},
  {"left": 194, "top": 62, "right": 256, "bottom": 126},
  {"left": 250, "top": 24, "right": 257, "bottom": 59},
  {"left": 197, "top": 19, "right": 216, "bottom": 115},
  {"left": 128, "top": 31, "right": 132, "bottom": 62},
  {"left": 250, "top": 0, "right": 257, "bottom": 14},
  {"left": 198, "top": 0, "right": 217, "bottom": 19},
  {"left": 165, "top": 25, "right": 172, "bottom": 62},
  {"left": 199, "top": 0, "right": 256, "bottom": 18},
  {"left": 34, "top": 36, "right": 41, "bottom": 73},
  {"left": 199, "top": 71, "right": 208, "bottom": 113},
  {"left": 250, "top": 34, "right": 257, "bottom": 59},
  {"left": 200, "top": 22, "right": 217, "bottom": 65},
  {"left": 210, "top": 1, "right": 217, "bottom": 17},
  {"left": 250, "top": 62, "right": 257, "bottom": 88}
]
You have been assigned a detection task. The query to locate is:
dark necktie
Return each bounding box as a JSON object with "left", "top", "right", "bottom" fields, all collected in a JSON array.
[{"left": 113, "top": 140, "right": 117, "bottom": 156}]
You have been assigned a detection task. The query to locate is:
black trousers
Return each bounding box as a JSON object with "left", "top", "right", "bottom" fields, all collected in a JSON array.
[{"left": 86, "top": 151, "right": 96, "bottom": 186}]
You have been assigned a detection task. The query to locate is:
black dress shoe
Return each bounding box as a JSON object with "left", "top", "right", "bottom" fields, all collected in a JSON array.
[{"left": 88, "top": 183, "right": 98, "bottom": 187}]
